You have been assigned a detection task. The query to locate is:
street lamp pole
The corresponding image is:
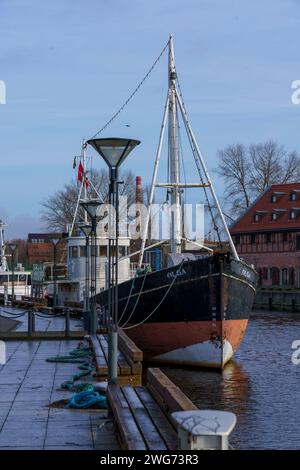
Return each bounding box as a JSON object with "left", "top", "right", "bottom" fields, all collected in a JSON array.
[
  {"left": 80, "top": 200, "right": 102, "bottom": 335},
  {"left": 80, "top": 225, "right": 93, "bottom": 323},
  {"left": 87, "top": 137, "right": 141, "bottom": 385},
  {"left": 7, "top": 243, "right": 18, "bottom": 302},
  {"left": 108, "top": 165, "right": 119, "bottom": 384},
  {"left": 50, "top": 238, "right": 61, "bottom": 309}
]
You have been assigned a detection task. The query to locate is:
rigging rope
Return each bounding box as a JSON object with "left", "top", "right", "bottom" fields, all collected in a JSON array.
[
  {"left": 176, "top": 79, "right": 222, "bottom": 243},
  {"left": 117, "top": 273, "right": 137, "bottom": 326},
  {"left": 119, "top": 268, "right": 149, "bottom": 328},
  {"left": 121, "top": 260, "right": 185, "bottom": 330},
  {"left": 90, "top": 39, "right": 170, "bottom": 139}
]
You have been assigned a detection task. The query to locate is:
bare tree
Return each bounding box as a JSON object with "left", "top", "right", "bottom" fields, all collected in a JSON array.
[
  {"left": 41, "top": 169, "right": 137, "bottom": 231},
  {"left": 248, "top": 140, "right": 300, "bottom": 192},
  {"left": 217, "top": 140, "right": 300, "bottom": 218},
  {"left": 217, "top": 144, "right": 251, "bottom": 215}
]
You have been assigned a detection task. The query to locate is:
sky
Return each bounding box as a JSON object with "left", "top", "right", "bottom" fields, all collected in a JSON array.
[{"left": 0, "top": 0, "right": 299, "bottom": 238}]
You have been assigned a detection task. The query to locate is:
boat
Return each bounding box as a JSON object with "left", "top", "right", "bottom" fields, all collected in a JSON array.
[
  {"left": 93, "top": 36, "right": 258, "bottom": 368},
  {"left": 0, "top": 220, "right": 31, "bottom": 299}
]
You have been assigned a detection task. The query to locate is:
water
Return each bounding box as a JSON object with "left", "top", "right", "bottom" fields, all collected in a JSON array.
[{"left": 162, "top": 311, "right": 300, "bottom": 449}]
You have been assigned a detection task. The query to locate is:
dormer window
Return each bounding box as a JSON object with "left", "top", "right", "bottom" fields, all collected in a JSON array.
[
  {"left": 270, "top": 209, "right": 287, "bottom": 221},
  {"left": 253, "top": 210, "right": 267, "bottom": 222},
  {"left": 290, "top": 210, "right": 296, "bottom": 220},
  {"left": 270, "top": 191, "right": 285, "bottom": 203},
  {"left": 271, "top": 212, "right": 278, "bottom": 221},
  {"left": 291, "top": 193, "right": 297, "bottom": 201}
]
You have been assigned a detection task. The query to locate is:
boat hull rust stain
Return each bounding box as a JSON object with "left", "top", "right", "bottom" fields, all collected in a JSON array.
[{"left": 126, "top": 319, "right": 248, "bottom": 368}]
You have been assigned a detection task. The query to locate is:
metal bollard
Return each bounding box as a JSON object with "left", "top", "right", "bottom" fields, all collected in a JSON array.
[
  {"left": 171, "top": 410, "right": 236, "bottom": 450},
  {"left": 268, "top": 297, "right": 272, "bottom": 311},
  {"left": 28, "top": 310, "right": 34, "bottom": 336},
  {"left": 65, "top": 309, "right": 70, "bottom": 337}
]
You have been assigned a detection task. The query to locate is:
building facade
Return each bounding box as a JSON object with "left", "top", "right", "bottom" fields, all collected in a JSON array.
[
  {"left": 27, "top": 233, "right": 67, "bottom": 266},
  {"left": 230, "top": 183, "right": 300, "bottom": 288}
]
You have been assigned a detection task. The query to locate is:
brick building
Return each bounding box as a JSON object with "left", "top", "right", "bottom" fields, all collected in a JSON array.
[
  {"left": 27, "top": 233, "right": 67, "bottom": 266},
  {"left": 230, "top": 183, "right": 300, "bottom": 288}
]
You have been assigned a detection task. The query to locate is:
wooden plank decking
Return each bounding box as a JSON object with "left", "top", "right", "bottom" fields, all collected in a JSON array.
[
  {"left": 107, "top": 368, "right": 198, "bottom": 450},
  {"left": 0, "top": 339, "right": 118, "bottom": 450},
  {"left": 88, "top": 332, "right": 143, "bottom": 386}
]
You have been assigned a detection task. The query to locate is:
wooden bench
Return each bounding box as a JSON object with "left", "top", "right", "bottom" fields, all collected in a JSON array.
[
  {"left": 89, "top": 330, "right": 143, "bottom": 386},
  {"left": 108, "top": 368, "right": 198, "bottom": 450}
]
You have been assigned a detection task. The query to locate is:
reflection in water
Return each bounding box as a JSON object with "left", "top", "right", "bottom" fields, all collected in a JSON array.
[{"left": 162, "top": 312, "right": 300, "bottom": 449}]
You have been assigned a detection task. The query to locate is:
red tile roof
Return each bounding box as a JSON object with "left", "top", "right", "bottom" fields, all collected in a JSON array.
[{"left": 230, "top": 183, "right": 300, "bottom": 233}]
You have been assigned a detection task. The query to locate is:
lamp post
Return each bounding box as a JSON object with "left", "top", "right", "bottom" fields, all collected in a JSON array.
[
  {"left": 80, "top": 199, "right": 103, "bottom": 335},
  {"left": 79, "top": 223, "right": 93, "bottom": 332},
  {"left": 7, "top": 243, "right": 18, "bottom": 301},
  {"left": 87, "top": 137, "right": 140, "bottom": 385},
  {"left": 50, "top": 238, "right": 60, "bottom": 309}
]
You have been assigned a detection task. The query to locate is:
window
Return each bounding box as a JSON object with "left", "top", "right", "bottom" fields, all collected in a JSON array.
[
  {"left": 253, "top": 214, "right": 260, "bottom": 222},
  {"left": 282, "top": 268, "right": 289, "bottom": 286},
  {"left": 250, "top": 233, "right": 256, "bottom": 244},
  {"left": 80, "top": 246, "right": 86, "bottom": 257},
  {"left": 271, "top": 212, "right": 277, "bottom": 221},
  {"left": 296, "top": 236, "right": 300, "bottom": 251},
  {"left": 290, "top": 192, "right": 297, "bottom": 201},
  {"left": 282, "top": 232, "right": 287, "bottom": 242},
  {"left": 290, "top": 210, "right": 296, "bottom": 220},
  {"left": 70, "top": 246, "right": 78, "bottom": 258},
  {"left": 235, "top": 235, "right": 240, "bottom": 245},
  {"left": 271, "top": 267, "right": 280, "bottom": 286},
  {"left": 262, "top": 267, "right": 268, "bottom": 280},
  {"left": 270, "top": 194, "right": 277, "bottom": 203},
  {"left": 100, "top": 246, "right": 107, "bottom": 257},
  {"left": 118, "top": 246, "right": 126, "bottom": 257},
  {"left": 266, "top": 233, "right": 272, "bottom": 243},
  {"left": 289, "top": 267, "right": 295, "bottom": 286}
]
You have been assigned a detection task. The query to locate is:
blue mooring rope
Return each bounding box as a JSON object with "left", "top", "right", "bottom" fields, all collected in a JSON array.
[{"left": 67, "top": 390, "right": 107, "bottom": 409}]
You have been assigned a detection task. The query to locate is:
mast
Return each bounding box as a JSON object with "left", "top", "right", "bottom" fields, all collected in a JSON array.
[
  {"left": 138, "top": 35, "right": 239, "bottom": 265},
  {"left": 82, "top": 140, "right": 88, "bottom": 224},
  {"left": 0, "top": 220, "right": 7, "bottom": 272},
  {"left": 168, "top": 35, "right": 182, "bottom": 253}
]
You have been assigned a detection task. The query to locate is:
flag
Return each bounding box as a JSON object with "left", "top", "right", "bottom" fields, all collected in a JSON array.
[
  {"left": 77, "top": 161, "right": 83, "bottom": 183},
  {"left": 85, "top": 177, "right": 89, "bottom": 190},
  {"left": 73, "top": 157, "right": 76, "bottom": 169}
]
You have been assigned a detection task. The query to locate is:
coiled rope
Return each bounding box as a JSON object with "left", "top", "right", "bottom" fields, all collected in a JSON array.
[{"left": 67, "top": 390, "right": 107, "bottom": 409}]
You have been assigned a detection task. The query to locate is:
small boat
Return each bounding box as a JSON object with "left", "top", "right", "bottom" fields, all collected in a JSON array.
[
  {"left": 0, "top": 220, "right": 31, "bottom": 299},
  {"left": 96, "top": 36, "right": 257, "bottom": 368}
]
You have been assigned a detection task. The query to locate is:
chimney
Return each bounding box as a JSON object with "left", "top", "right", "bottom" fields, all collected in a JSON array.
[{"left": 136, "top": 176, "right": 142, "bottom": 204}]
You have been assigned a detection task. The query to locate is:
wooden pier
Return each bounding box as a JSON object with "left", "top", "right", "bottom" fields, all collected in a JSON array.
[
  {"left": 0, "top": 293, "right": 46, "bottom": 310},
  {"left": 108, "top": 368, "right": 198, "bottom": 450},
  {"left": 89, "top": 330, "right": 143, "bottom": 386}
]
